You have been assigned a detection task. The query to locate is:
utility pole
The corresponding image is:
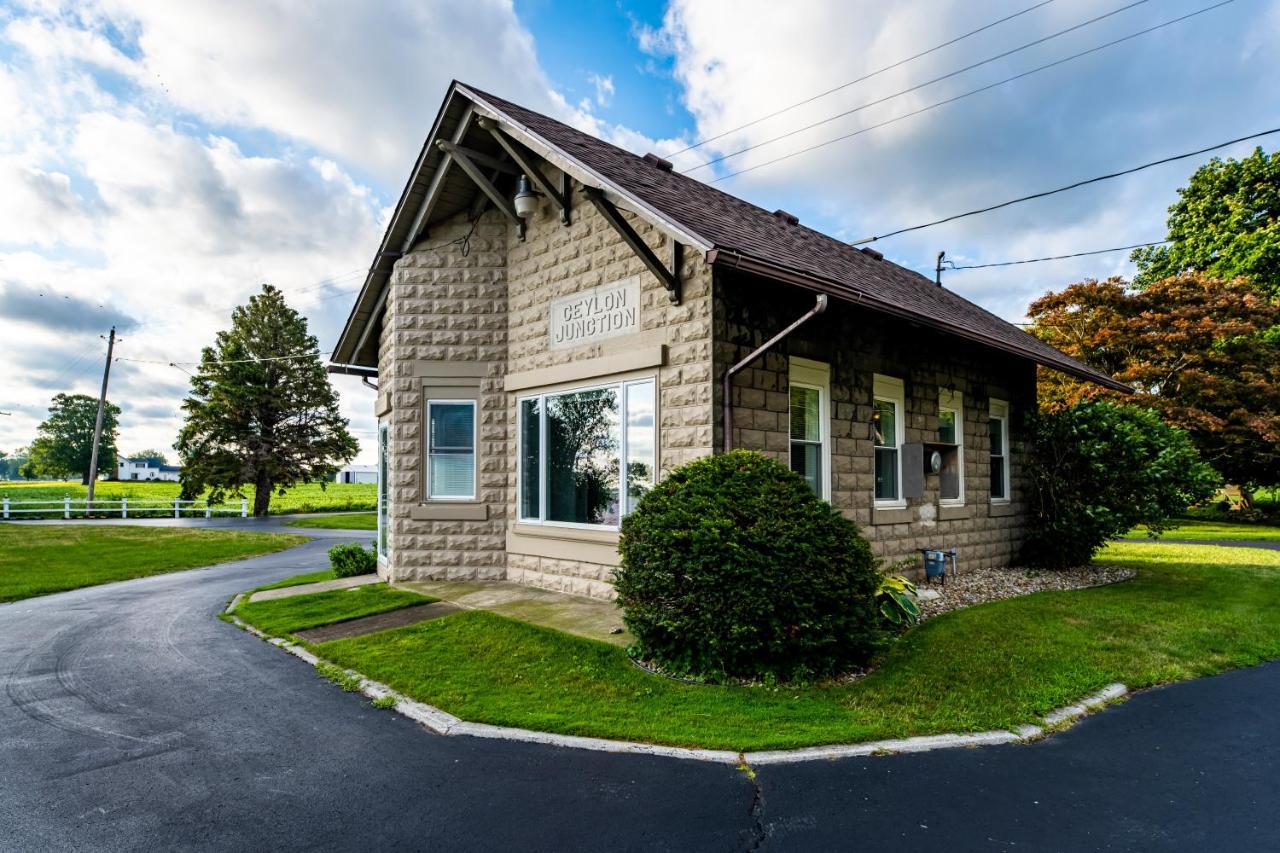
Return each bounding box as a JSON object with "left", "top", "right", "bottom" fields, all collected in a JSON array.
[
  {"left": 86, "top": 327, "right": 117, "bottom": 510},
  {"left": 935, "top": 250, "right": 946, "bottom": 287}
]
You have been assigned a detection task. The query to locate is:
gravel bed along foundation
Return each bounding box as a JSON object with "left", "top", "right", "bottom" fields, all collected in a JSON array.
[{"left": 916, "top": 564, "right": 1137, "bottom": 622}]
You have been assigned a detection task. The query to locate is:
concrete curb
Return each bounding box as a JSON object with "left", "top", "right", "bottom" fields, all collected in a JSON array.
[{"left": 223, "top": 600, "right": 1129, "bottom": 765}]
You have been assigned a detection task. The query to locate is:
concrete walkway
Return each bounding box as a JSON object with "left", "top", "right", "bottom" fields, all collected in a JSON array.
[
  {"left": 398, "top": 578, "right": 629, "bottom": 645},
  {"left": 247, "top": 574, "right": 382, "bottom": 602}
]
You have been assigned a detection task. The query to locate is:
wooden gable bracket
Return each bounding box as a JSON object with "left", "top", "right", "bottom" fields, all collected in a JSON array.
[
  {"left": 437, "top": 140, "right": 527, "bottom": 240},
  {"left": 583, "top": 186, "right": 681, "bottom": 305},
  {"left": 478, "top": 117, "right": 571, "bottom": 226}
]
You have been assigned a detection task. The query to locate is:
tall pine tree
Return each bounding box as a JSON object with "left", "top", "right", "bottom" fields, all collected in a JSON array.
[{"left": 176, "top": 285, "right": 357, "bottom": 515}]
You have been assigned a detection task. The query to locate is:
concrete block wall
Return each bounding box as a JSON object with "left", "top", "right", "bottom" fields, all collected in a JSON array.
[
  {"left": 502, "top": 181, "right": 715, "bottom": 598},
  {"left": 714, "top": 272, "right": 1035, "bottom": 577},
  {"left": 378, "top": 209, "right": 510, "bottom": 582}
]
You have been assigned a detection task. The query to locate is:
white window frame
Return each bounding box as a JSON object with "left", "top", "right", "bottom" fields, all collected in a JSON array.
[
  {"left": 789, "top": 357, "right": 831, "bottom": 501},
  {"left": 873, "top": 374, "right": 906, "bottom": 509},
  {"left": 989, "top": 398, "right": 1011, "bottom": 504},
  {"left": 516, "top": 376, "right": 656, "bottom": 531},
  {"left": 939, "top": 389, "right": 964, "bottom": 506},
  {"left": 426, "top": 399, "right": 478, "bottom": 502},
  {"left": 376, "top": 420, "right": 390, "bottom": 564}
]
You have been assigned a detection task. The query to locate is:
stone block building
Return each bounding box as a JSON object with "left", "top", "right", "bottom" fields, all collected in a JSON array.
[{"left": 330, "top": 82, "right": 1126, "bottom": 599}]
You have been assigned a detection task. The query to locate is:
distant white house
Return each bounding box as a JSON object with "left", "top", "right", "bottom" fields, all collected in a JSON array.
[
  {"left": 118, "top": 457, "right": 181, "bottom": 482},
  {"left": 336, "top": 464, "right": 377, "bottom": 484}
]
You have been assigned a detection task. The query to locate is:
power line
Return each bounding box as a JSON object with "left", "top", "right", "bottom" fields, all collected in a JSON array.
[
  {"left": 684, "top": 0, "right": 1147, "bottom": 173},
  {"left": 669, "top": 0, "right": 1058, "bottom": 158},
  {"left": 115, "top": 351, "right": 331, "bottom": 368},
  {"left": 710, "top": 0, "right": 1240, "bottom": 184},
  {"left": 852, "top": 125, "right": 1279, "bottom": 245},
  {"left": 943, "top": 240, "right": 1168, "bottom": 270}
]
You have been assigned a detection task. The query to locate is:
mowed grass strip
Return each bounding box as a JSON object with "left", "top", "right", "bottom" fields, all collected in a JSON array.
[
  {"left": 0, "top": 481, "right": 375, "bottom": 515},
  {"left": 286, "top": 513, "right": 377, "bottom": 530},
  {"left": 0, "top": 525, "right": 306, "bottom": 602},
  {"left": 1124, "top": 517, "right": 1280, "bottom": 541},
  {"left": 315, "top": 542, "right": 1280, "bottom": 751},
  {"left": 233, "top": 584, "right": 435, "bottom": 639}
]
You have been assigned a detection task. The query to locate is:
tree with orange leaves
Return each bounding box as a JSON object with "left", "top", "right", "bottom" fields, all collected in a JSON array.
[{"left": 1028, "top": 273, "right": 1280, "bottom": 493}]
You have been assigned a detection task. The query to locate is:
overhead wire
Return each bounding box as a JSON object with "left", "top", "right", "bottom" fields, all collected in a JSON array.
[
  {"left": 852, "top": 126, "right": 1279, "bottom": 244},
  {"left": 708, "top": 0, "right": 1240, "bottom": 184},
  {"left": 669, "top": 0, "right": 1059, "bottom": 157},
  {"left": 942, "top": 240, "right": 1168, "bottom": 270},
  {"left": 683, "top": 0, "right": 1149, "bottom": 173}
]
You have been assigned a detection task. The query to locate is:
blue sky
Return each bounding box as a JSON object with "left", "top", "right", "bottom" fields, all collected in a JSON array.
[{"left": 0, "top": 0, "right": 1276, "bottom": 462}]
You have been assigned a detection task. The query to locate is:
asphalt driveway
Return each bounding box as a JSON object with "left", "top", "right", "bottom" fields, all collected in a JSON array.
[{"left": 2, "top": 529, "right": 1279, "bottom": 851}]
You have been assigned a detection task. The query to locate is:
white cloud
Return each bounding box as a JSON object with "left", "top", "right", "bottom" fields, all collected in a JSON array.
[{"left": 588, "top": 72, "right": 615, "bottom": 107}]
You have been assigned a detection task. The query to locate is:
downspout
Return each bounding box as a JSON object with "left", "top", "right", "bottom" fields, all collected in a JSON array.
[{"left": 722, "top": 293, "right": 828, "bottom": 451}]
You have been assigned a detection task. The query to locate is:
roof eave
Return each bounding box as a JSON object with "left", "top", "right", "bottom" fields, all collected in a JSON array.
[{"left": 707, "top": 247, "right": 1133, "bottom": 395}]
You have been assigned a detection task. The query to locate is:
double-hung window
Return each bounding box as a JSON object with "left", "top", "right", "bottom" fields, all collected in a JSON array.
[
  {"left": 426, "top": 400, "right": 477, "bottom": 500},
  {"left": 789, "top": 358, "right": 830, "bottom": 499},
  {"left": 938, "top": 389, "right": 964, "bottom": 505},
  {"left": 873, "top": 374, "right": 905, "bottom": 507},
  {"left": 989, "top": 398, "right": 1010, "bottom": 503},
  {"left": 518, "top": 378, "right": 655, "bottom": 528}
]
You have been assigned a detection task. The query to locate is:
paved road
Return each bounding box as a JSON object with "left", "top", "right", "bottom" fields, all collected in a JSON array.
[
  {"left": 6, "top": 514, "right": 374, "bottom": 538},
  {"left": 2, "top": 532, "right": 1279, "bottom": 851}
]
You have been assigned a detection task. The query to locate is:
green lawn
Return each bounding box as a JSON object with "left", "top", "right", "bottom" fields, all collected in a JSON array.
[
  {"left": 0, "top": 480, "right": 375, "bottom": 516},
  {"left": 233, "top": 584, "right": 434, "bottom": 638},
  {"left": 286, "top": 513, "right": 377, "bottom": 530},
  {"left": 1123, "top": 518, "right": 1280, "bottom": 541},
  {"left": 309, "top": 542, "right": 1280, "bottom": 751},
  {"left": 0, "top": 525, "right": 306, "bottom": 602},
  {"left": 252, "top": 569, "right": 338, "bottom": 592}
]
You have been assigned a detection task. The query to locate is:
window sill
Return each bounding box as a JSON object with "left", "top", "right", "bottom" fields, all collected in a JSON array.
[
  {"left": 410, "top": 502, "right": 489, "bottom": 521},
  {"left": 508, "top": 524, "right": 621, "bottom": 566},
  {"left": 938, "top": 504, "right": 971, "bottom": 521},
  {"left": 872, "top": 507, "right": 913, "bottom": 525},
  {"left": 988, "top": 501, "right": 1015, "bottom": 518}
]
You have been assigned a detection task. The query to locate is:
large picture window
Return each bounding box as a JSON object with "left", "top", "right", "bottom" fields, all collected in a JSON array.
[
  {"left": 426, "top": 400, "right": 476, "bottom": 500},
  {"left": 873, "top": 374, "right": 905, "bottom": 507},
  {"left": 989, "top": 398, "right": 1010, "bottom": 503},
  {"left": 788, "top": 358, "right": 830, "bottom": 499},
  {"left": 518, "top": 378, "right": 656, "bottom": 528}
]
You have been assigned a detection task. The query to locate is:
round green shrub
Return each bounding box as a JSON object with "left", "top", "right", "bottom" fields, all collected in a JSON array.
[
  {"left": 329, "top": 542, "right": 377, "bottom": 577},
  {"left": 615, "top": 450, "right": 882, "bottom": 682}
]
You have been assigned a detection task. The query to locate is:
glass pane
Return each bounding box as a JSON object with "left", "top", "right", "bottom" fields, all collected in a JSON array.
[
  {"left": 990, "top": 417, "right": 1004, "bottom": 457},
  {"left": 377, "top": 424, "right": 389, "bottom": 557},
  {"left": 939, "top": 409, "right": 956, "bottom": 445},
  {"left": 940, "top": 447, "right": 960, "bottom": 501},
  {"left": 791, "top": 442, "right": 822, "bottom": 495},
  {"left": 546, "top": 387, "right": 620, "bottom": 525},
  {"left": 990, "top": 457, "right": 1006, "bottom": 499},
  {"left": 429, "top": 402, "right": 474, "bottom": 450},
  {"left": 625, "top": 381, "right": 656, "bottom": 514},
  {"left": 520, "top": 398, "right": 541, "bottom": 519},
  {"left": 790, "top": 386, "right": 821, "bottom": 442},
  {"left": 874, "top": 400, "right": 897, "bottom": 448},
  {"left": 429, "top": 453, "right": 474, "bottom": 498},
  {"left": 875, "top": 447, "right": 899, "bottom": 500}
]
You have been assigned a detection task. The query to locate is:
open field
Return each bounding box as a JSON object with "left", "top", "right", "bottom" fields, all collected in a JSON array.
[
  {"left": 0, "top": 480, "right": 375, "bottom": 516},
  {"left": 0, "top": 525, "right": 306, "bottom": 602},
  {"left": 293, "top": 541, "right": 1280, "bottom": 751},
  {"left": 1124, "top": 517, "right": 1280, "bottom": 541}
]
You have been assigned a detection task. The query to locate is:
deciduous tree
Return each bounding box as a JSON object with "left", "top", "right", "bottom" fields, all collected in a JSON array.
[
  {"left": 1132, "top": 147, "right": 1280, "bottom": 294},
  {"left": 27, "top": 394, "right": 120, "bottom": 483},
  {"left": 176, "top": 285, "right": 357, "bottom": 516},
  {"left": 1029, "top": 274, "right": 1280, "bottom": 492}
]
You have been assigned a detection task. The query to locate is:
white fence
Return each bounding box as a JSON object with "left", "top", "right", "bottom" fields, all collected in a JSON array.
[{"left": 1, "top": 497, "right": 249, "bottom": 520}]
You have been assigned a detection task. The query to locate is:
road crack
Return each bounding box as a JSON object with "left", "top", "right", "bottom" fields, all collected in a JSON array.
[{"left": 737, "top": 753, "right": 769, "bottom": 851}]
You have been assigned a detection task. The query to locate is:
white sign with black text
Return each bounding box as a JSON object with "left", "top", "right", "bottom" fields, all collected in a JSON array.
[{"left": 548, "top": 276, "right": 641, "bottom": 349}]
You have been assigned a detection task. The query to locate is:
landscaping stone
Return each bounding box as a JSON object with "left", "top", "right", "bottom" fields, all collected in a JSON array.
[
  {"left": 293, "top": 601, "right": 460, "bottom": 643},
  {"left": 917, "top": 564, "right": 1136, "bottom": 621}
]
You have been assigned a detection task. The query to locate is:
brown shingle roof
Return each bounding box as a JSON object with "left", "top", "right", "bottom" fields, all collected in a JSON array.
[{"left": 460, "top": 83, "right": 1129, "bottom": 393}]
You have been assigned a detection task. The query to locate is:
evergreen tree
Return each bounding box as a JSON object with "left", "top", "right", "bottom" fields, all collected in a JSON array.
[{"left": 176, "top": 285, "right": 357, "bottom": 515}]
